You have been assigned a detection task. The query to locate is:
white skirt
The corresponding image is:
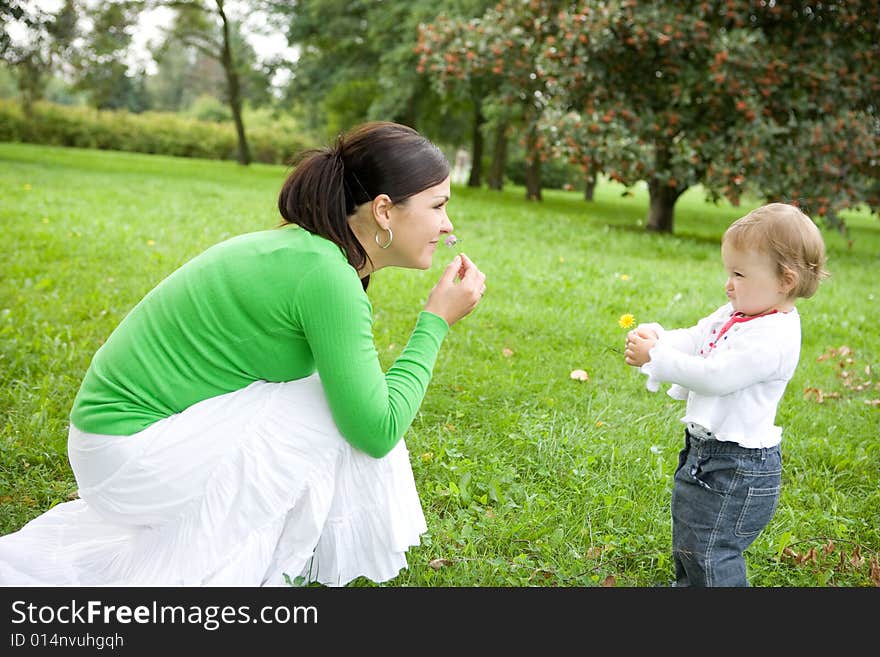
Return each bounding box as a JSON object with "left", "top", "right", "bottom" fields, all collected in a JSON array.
[{"left": 0, "top": 374, "right": 427, "bottom": 586}]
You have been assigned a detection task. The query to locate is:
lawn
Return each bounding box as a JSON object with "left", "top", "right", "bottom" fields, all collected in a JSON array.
[{"left": 1, "top": 143, "right": 877, "bottom": 586}]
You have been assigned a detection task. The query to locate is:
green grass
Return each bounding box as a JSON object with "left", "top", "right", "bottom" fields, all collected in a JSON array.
[{"left": 2, "top": 142, "right": 878, "bottom": 587}]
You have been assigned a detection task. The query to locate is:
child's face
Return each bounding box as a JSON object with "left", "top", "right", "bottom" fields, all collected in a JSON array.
[{"left": 721, "top": 242, "right": 793, "bottom": 316}]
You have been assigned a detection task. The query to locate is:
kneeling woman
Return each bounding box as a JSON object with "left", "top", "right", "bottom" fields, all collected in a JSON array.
[{"left": 0, "top": 121, "right": 486, "bottom": 586}]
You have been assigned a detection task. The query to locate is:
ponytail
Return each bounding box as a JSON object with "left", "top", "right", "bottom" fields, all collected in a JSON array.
[{"left": 278, "top": 141, "right": 371, "bottom": 289}]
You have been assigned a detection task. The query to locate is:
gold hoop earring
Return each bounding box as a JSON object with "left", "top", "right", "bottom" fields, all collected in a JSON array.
[{"left": 375, "top": 227, "right": 393, "bottom": 249}]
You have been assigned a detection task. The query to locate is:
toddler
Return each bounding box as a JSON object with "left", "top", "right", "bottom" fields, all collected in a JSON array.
[{"left": 624, "top": 203, "right": 828, "bottom": 586}]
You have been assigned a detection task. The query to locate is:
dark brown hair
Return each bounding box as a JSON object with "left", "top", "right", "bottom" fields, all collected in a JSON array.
[{"left": 278, "top": 121, "right": 450, "bottom": 289}]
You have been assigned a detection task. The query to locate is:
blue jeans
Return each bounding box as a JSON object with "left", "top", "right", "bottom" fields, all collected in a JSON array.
[{"left": 671, "top": 425, "right": 782, "bottom": 587}]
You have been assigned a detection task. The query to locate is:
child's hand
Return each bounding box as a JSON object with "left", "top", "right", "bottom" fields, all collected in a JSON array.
[{"left": 624, "top": 329, "right": 657, "bottom": 367}]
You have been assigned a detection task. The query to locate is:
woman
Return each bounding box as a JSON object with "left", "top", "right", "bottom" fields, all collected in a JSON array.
[{"left": 0, "top": 121, "right": 486, "bottom": 586}]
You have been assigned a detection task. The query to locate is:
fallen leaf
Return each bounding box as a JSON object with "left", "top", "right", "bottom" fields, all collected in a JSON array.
[
  {"left": 804, "top": 387, "right": 825, "bottom": 403},
  {"left": 803, "top": 547, "right": 817, "bottom": 564},
  {"left": 585, "top": 546, "right": 604, "bottom": 559},
  {"left": 823, "top": 540, "right": 835, "bottom": 557},
  {"left": 870, "top": 557, "right": 880, "bottom": 587},
  {"left": 428, "top": 558, "right": 453, "bottom": 570},
  {"left": 600, "top": 574, "right": 616, "bottom": 587},
  {"left": 529, "top": 568, "right": 554, "bottom": 581},
  {"left": 570, "top": 369, "right": 589, "bottom": 382},
  {"left": 850, "top": 546, "right": 864, "bottom": 568},
  {"left": 502, "top": 348, "right": 514, "bottom": 357}
]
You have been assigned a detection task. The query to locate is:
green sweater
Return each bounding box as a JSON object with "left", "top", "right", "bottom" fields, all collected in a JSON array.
[{"left": 70, "top": 226, "right": 449, "bottom": 458}]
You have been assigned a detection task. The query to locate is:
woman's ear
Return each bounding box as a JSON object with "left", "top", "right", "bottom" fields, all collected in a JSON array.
[{"left": 371, "top": 194, "right": 394, "bottom": 229}]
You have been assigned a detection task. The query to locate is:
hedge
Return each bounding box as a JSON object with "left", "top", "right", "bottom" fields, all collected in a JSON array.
[{"left": 0, "top": 100, "right": 314, "bottom": 165}]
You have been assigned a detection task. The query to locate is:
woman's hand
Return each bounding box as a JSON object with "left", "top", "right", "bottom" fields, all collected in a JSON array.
[
  {"left": 424, "top": 253, "right": 486, "bottom": 327},
  {"left": 624, "top": 328, "right": 657, "bottom": 367}
]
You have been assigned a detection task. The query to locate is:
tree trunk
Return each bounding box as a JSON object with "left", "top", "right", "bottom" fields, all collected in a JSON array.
[
  {"left": 217, "top": 0, "right": 251, "bottom": 165},
  {"left": 524, "top": 126, "right": 542, "bottom": 201},
  {"left": 487, "top": 121, "right": 508, "bottom": 190},
  {"left": 646, "top": 180, "right": 685, "bottom": 232},
  {"left": 17, "top": 53, "right": 45, "bottom": 120},
  {"left": 583, "top": 172, "right": 596, "bottom": 201},
  {"left": 468, "top": 100, "right": 485, "bottom": 187}
]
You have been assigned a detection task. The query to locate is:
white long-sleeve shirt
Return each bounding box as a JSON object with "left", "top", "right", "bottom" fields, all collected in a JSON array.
[{"left": 638, "top": 302, "right": 801, "bottom": 448}]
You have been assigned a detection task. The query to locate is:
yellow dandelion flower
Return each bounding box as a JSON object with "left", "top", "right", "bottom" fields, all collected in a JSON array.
[
  {"left": 618, "top": 313, "right": 635, "bottom": 329},
  {"left": 147, "top": 239, "right": 156, "bottom": 246},
  {"left": 619, "top": 274, "right": 630, "bottom": 281}
]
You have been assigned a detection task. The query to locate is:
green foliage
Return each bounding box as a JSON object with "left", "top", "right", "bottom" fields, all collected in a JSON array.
[
  {"left": 541, "top": 0, "right": 880, "bottom": 230},
  {"left": 1, "top": 144, "right": 877, "bottom": 586},
  {"left": 281, "top": 0, "right": 488, "bottom": 139},
  {"left": 73, "top": 0, "right": 144, "bottom": 111},
  {"left": 420, "top": 0, "right": 880, "bottom": 232},
  {"left": 0, "top": 99, "right": 315, "bottom": 165},
  {"left": 187, "top": 93, "right": 233, "bottom": 122},
  {"left": 504, "top": 140, "right": 582, "bottom": 190}
]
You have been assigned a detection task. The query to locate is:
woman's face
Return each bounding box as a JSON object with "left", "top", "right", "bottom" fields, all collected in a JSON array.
[{"left": 387, "top": 175, "right": 453, "bottom": 270}]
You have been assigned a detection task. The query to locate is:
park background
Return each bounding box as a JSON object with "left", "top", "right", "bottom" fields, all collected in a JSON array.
[{"left": 1, "top": 0, "right": 878, "bottom": 586}]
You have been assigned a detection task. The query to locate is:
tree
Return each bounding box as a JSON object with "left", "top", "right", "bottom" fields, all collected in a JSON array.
[
  {"left": 541, "top": 0, "right": 879, "bottom": 232},
  {"left": 163, "top": 0, "right": 254, "bottom": 164},
  {"left": 278, "top": 0, "right": 380, "bottom": 137},
  {"left": 1, "top": 0, "right": 78, "bottom": 116},
  {"left": 147, "top": 22, "right": 272, "bottom": 113},
  {"left": 416, "top": 15, "right": 499, "bottom": 188},
  {"left": 276, "top": 0, "right": 484, "bottom": 149},
  {"left": 74, "top": 1, "right": 150, "bottom": 111},
  {"left": 418, "top": 2, "right": 567, "bottom": 200}
]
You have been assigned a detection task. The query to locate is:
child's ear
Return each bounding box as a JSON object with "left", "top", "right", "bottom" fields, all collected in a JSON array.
[{"left": 780, "top": 266, "right": 798, "bottom": 296}]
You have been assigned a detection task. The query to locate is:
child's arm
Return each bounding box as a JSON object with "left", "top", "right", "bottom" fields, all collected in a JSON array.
[
  {"left": 638, "top": 328, "right": 784, "bottom": 396},
  {"left": 633, "top": 307, "right": 726, "bottom": 356},
  {"left": 626, "top": 308, "right": 727, "bottom": 393}
]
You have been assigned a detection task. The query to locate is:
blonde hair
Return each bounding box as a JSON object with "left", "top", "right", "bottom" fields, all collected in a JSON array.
[{"left": 723, "top": 203, "right": 829, "bottom": 299}]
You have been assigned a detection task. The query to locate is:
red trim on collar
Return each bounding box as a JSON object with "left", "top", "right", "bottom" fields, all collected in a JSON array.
[{"left": 703, "top": 309, "right": 778, "bottom": 355}]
